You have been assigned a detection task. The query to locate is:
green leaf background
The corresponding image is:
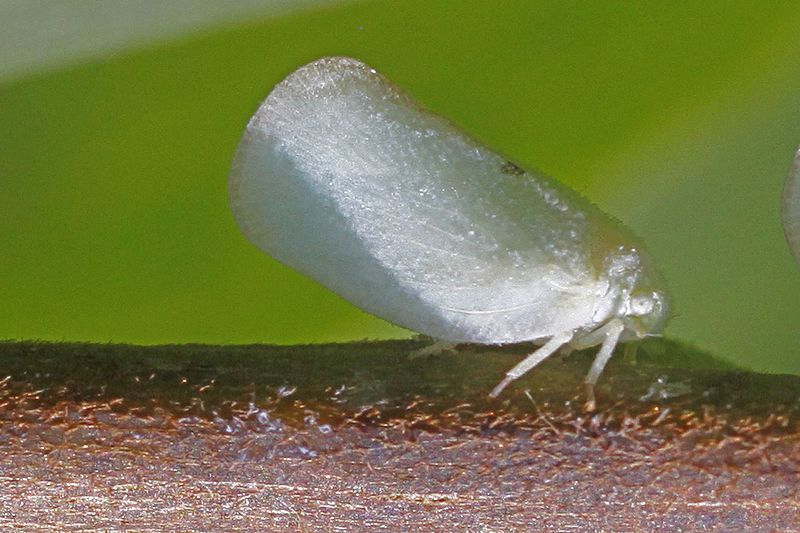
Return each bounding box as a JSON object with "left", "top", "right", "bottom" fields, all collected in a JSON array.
[{"left": 1, "top": 1, "right": 798, "bottom": 373}]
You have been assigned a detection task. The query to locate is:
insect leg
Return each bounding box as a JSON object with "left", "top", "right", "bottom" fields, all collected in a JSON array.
[
  {"left": 570, "top": 320, "right": 618, "bottom": 349},
  {"left": 583, "top": 319, "right": 625, "bottom": 412},
  {"left": 408, "top": 341, "right": 458, "bottom": 360},
  {"left": 489, "top": 331, "right": 573, "bottom": 398},
  {"left": 623, "top": 342, "right": 639, "bottom": 364}
]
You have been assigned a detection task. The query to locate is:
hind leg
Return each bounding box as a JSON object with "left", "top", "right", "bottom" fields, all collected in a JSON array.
[{"left": 408, "top": 341, "right": 458, "bottom": 360}]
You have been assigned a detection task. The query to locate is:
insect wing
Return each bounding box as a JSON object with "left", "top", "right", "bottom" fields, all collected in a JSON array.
[
  {"left": 229, "top": 57, "right": 604, "bottom": 343},
  {"left": 783, "top": 148, "right": 800, "bottom": 266}
]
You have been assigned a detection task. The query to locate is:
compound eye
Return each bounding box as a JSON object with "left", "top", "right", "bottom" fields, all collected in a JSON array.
[{"left": 630, "top": 295, "right": 654, "bottom": 316}]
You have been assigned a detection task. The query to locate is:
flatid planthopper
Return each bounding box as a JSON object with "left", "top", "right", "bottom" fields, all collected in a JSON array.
[
  {"left": 228, "top": 57, "right": 670, "bottom": 409},
  {"left": 782, "top": 148, "right": 800, "bottom": 267}
]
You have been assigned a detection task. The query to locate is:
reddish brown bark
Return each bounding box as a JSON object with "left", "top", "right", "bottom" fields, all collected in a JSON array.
[{"left": 0, "top": 340, "right": 797, "bottom": 530}]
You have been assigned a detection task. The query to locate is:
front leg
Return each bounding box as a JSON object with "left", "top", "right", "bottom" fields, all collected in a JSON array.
[
  {"left": 489, "top": 331, "right": 573, "bottom": 398},
  {"left": 582, "top": 319, "right": 625, "bottom": 412}
]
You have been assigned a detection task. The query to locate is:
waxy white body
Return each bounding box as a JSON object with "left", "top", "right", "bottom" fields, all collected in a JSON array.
[
  {"left": 783, "top": 148, "right": 800, "bottom": 266},
  {"left": 229, "top": 57, "right": 669, "bottom": 402}
]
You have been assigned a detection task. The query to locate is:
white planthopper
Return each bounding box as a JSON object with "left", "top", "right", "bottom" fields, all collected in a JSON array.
[
  {"left": 228, "top": 57, "right": 670, "bottom": 409},
  {"left": 782, "top": 148, "right": 800, "bottom": 266}
]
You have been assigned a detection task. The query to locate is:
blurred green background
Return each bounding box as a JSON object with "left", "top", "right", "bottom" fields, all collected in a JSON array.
[{"left": 1, "top": 1, "right": 799, "bottom": 373}]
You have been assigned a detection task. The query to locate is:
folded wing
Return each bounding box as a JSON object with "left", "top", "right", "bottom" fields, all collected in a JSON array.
[{"left": 230, "top": 57, "right": 606, "bottom": 343}]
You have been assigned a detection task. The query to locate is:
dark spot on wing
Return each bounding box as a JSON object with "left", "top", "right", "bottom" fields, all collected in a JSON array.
[{"left": 500, "top": 160, "right": 525, "bottom": 176}]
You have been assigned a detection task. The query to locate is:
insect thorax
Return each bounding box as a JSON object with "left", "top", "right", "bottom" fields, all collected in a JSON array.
[{"left": 591, "top": 246, "right": 669, "bottom": 342}]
